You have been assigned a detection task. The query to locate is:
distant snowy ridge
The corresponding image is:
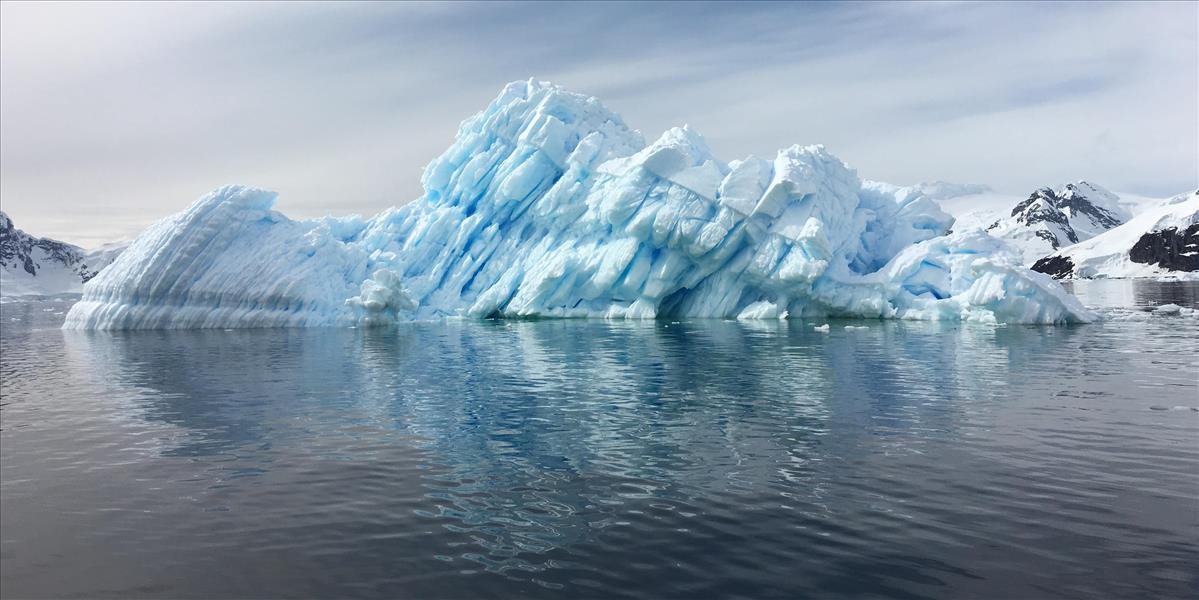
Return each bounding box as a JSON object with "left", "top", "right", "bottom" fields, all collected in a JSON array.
[
  {"left": 0, "top": 212, "right": 125, "bottom": 296},
  {"left": 907, "top": 181, "right": 992, "bottom": 202},
  {"left": 1032, "top": 191, "right": 1199, "bottom": 279},
  {"left": 64, "top": 80, "right": 1095, "bottom": 329},
  {"left": 983, "top": 181, "right": 1130, "bottom": 265}
]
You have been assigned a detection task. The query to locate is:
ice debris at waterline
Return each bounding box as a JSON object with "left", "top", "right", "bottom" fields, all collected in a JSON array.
[{"left": 64, "top": 81, "right": 1095, "bottom": 329}]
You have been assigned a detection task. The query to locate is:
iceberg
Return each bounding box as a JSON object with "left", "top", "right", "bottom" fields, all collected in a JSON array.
[{"left": 65, "top": 80, "right": 1095, "bottom": 329}]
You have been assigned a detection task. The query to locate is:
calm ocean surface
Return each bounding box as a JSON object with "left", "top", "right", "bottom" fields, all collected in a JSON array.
[{"left": 2, "top": 280, "right": 1197, "bottom": 599}]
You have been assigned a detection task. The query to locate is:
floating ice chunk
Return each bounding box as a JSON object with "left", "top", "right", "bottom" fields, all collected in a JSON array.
[
  {"left": 736, "top": 300, "right": 788, "bottom": 320},
  {"left": 1153, "top": 303, "right": 1182, "bottom": 315},
  {"left": 813, "top": 323, "right": 830, "bottom": 332},
  {"left": 1101, "top": 309, "right": 1152, "bottom": 322},
  {"left": 346, "top": 269, "right": 417, "bottom": 326}
]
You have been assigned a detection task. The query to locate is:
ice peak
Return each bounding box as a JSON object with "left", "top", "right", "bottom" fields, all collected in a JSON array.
[{"left": 421, "top": 80, "right": 646, "bottom": 206}]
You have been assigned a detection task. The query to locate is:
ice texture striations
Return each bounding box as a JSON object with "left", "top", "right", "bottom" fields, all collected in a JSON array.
[{"left": 65, "top": 81, "right": 1095, "bottom": 329}]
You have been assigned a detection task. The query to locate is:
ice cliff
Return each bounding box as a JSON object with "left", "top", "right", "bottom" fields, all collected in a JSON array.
[{"left": 64, "top": 80, "right": 1095, "bottom": 329}]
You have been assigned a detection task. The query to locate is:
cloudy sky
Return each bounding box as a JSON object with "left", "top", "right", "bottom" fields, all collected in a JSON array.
[{"left": 1, "top": 1, "right": 1195, "bottom": 246}]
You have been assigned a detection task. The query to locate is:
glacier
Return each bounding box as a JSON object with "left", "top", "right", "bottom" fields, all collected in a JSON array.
[{"left": 65, "top": 80, "right": 1095, "bottom": 329}]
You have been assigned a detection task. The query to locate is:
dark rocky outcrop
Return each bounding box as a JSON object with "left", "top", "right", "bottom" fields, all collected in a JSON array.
[
  {"left": 1031, "top": 255, "right": 1075, "bottom": 279},
  {"left": 992, "top": 187, "right": 1078, "bottom": 249},
  {"left": 1056, "top": 183, "right": 1124, "bottom": 231},
  {"left": 1128, "top": 223, "right": 1199, "bottom": 272}
]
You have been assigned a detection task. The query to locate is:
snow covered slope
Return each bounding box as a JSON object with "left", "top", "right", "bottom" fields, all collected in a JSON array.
[
  {"left": 64, "top": 80, "right": 1095, "bottom": 329},
  {"left": 0, "top": 212, "right": 124, "bottom": 296},
  {"left": 1032, "top": 191, "right": 1199, "bottom": 279},
  {"left": 984, "top": 182, "right": 1129, "bottom": 265},
  {"left": 865, "top": 180, "right": 991, "bottom": 212}
]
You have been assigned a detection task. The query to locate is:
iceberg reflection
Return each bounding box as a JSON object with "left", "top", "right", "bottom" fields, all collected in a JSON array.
[{"left": 59, "top": 319, "right": 1085, "bottom": 578}]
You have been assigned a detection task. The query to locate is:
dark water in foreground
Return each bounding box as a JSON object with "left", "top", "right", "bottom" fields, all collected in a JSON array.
[{"left": 2, "top": 281, "right": 1197, "bottom": 599}]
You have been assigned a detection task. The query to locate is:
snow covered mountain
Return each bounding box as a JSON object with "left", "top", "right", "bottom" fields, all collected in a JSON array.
[
  {"left": 984, "top": 182, "right": 1130, "bottom": 265},
  {"left": 1032, "top": 191, "right": 1199, "bottom": 279},
  {"left": 0, "top": 212, "right": 124, "bottom": 296},
  {"left": 64, "top": 80, "right": 1094, "bottom": 329}
]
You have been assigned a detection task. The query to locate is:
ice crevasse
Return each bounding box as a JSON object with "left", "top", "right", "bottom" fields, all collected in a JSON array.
[{"left": 65, "top": 80, "right": 1095, "bottom": 329}]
